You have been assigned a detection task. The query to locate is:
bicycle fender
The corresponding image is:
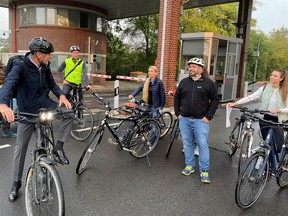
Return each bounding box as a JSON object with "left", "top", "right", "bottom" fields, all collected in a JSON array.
[{"left": 39, "top": 156, "right": 54, "bottom": 165}]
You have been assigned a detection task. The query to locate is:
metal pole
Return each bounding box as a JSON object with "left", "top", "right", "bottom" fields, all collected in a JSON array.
[{"left": 252, "top": 38, "right": 260, "bottom": 92}]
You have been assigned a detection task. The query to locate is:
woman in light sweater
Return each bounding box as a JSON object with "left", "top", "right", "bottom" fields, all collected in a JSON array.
[{"left": 228, "top": 69, "right": 288, "bottom": 148}]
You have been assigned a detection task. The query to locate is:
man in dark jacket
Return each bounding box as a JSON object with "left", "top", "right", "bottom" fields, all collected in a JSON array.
[
  {"left": 0, "top": 37, "right": 73, "bottom": 202},
  {"left": 174, "top": 57, "right": 219, "bottom": 184}
]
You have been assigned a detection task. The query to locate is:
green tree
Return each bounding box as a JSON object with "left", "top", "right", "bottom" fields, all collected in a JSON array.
[{"left": 180, "top": 4, "right": 239, "bottom": 36}]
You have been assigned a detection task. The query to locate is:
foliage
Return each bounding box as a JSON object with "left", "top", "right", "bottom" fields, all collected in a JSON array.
[{"left": 180, "top": 4, "right": 239, "bottom": 36}]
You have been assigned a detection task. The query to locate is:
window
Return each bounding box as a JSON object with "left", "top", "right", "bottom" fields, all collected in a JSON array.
[
  {"left": 26, "top": 8, "right": 36, "bottom": 25},
  {"left": 19, "top": 6, "right": 107, "bottom": 32},
  {"left": 36, "top": 8, "right": 45, "bottom": 24},
  {"left": 69, "top": 10, "right": 79, "bottom": 27},
  {"left": 80, "top": 12, "right": 88, "bottom": 28},
  {"left": 57, "top": 8, "right": 69, "bottom": 27},
  {"left": 97, "top": 17, "right": 103, "bottom": 32},
  {"left": 47, "top": 8, "right": 56, "bottom": 25},
  {"left": 88, "top": 13, "right": 96, "bottom": 30}
]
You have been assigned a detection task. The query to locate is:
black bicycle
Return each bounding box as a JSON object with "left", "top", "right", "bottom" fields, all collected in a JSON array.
[
  {"left": 76, "top": 93, "right": 161, "bottom": 175},
  {"left": 128, "top": 98, "right": 173, "bottom": 138},
  {"left": 69, "top": 85, "right": 94, "bottom": 141},
  {"left": 16, "top": 109, "right": 72, "bottom": 216},
  {"left": 235, "top": 117, "right": 288, "bottom": 209}
]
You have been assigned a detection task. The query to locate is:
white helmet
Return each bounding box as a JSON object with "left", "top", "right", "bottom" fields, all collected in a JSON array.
[
  {"left": 69, "top": 45, "right": 80, "bottom": 52},
  {"left": 187, "top": 57, "right": 205, "bottom": 67}
]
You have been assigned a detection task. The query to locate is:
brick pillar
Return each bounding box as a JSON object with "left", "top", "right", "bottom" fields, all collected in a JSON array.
[{"left": 156, "top": 0, "right": 181, "bottom": 107}]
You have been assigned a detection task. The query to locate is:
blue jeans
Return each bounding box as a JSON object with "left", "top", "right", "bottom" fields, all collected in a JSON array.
[
  {"left": 149, "top": 105, "right": 160, "bottom": 118},
  {"left": 179, "top": 117, "right": 210, "bottom": 172}
]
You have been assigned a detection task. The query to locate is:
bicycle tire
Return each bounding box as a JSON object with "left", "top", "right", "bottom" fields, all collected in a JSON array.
[
  {"left": 25, "top": 160, "right": 64, "bottom": 216},
  {"left": 238, "top": 132, "right": 254, "bottom": 174},
  {"left": 166, "top": 119, "right": 180, "bottom": 158},
  {"left": 71, "top": 106, "right": 94, "bottom": 141},
  {"left": 235, "top": 152, "right": 269, "bottom": 209},
  {"left": 228, "top": 120, "right": 242, "bottom": 156},
  {"left": 128, "top": 120, "right": 160, "bottom": 158},
  {"left": 158, "top": 111, "right": 173, "bottom": 138},
  {"left": 76, "top": 129, "right": 104, "bottom": 175},
  {"left": 276, "top": 153, "right": 288, "bottom": 187}
]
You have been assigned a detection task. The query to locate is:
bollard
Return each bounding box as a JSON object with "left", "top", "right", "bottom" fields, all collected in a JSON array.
[
  {"left": 114, "top": 80, "right": 119, "bottom": 108},
  {"left": 244, "top": 81, "right": 248, "bottom": 97}
]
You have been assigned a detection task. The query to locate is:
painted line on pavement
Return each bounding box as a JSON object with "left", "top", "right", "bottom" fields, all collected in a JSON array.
[{"left": 0, "top": 144, "right": 11, "bottom": 149}]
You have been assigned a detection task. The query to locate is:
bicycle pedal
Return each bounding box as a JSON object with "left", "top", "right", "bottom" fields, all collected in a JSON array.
[
  {"left": 122, "top": 147, "right": 136, "bottom": 154},
  {"left": 108, "top": 137, "right": 118, "bottom": 145}
]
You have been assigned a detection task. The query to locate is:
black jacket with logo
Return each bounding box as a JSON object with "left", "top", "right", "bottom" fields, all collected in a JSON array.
[{"left": 174, "top": 75, "right": 219, "bottom": 121}]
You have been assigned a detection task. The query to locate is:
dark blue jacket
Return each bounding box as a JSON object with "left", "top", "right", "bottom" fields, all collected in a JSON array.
[
  {"left": 0, "top": 52, "right": 63, "bottom": 114},
  {"left": 131, "top": 76, "right": 165, "bottom": 108}
]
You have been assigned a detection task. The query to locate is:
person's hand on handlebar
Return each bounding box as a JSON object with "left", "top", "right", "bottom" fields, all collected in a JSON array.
[
  {"left": 128, "top": 95, "right": 134, "bottom": 99},
  {"left": 227, "top": 102, "right": 238, "bottom": 108},
  {"left": 86, "top": 84, "right": 93, "bottom": 91}
]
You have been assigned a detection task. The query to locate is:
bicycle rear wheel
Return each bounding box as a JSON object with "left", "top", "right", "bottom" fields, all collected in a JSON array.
[
  {"left": 238, "top": 132, "right": 253, "bottom": 174},
  {"left": 25, "top": 160, "right": 64, "bottom": 216},
  {"left": 158, "top": 111, "right": 173, "bottom": 138},
  {"left": 276, "top": 154, "right": 288, "bottom": 187},
  {"left": 71, "top": 106, "right": 94, "bottom": 141},
  {"left": 128, "top": 120, "right": 160, "bottom": 158},
  {"left": 228, "top": 121, "right": 241, "bottom": 156},
  {"left": 235, "top": 152, "right": 269, "bottom": 209},
  {"left": 76, "top": 129, "right": 103, "bottom": 175}
]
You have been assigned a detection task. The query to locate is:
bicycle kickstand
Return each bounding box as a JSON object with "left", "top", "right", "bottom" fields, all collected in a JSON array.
[{"left": 145, "top": 154, "right": 152, "bottom": 168}]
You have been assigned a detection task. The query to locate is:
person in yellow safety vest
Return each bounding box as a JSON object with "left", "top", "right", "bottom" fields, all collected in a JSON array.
[{"left": 57, "top": 45, "right": 93, "bottom": 99}]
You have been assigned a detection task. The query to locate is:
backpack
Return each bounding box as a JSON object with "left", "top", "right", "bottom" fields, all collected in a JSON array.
[{"left": 3, "top": 55, "right": 28, "bottom": 109}]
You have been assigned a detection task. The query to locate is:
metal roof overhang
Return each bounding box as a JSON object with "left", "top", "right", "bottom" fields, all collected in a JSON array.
[{"left": 0, "top": 0, "right": 239, "bottom": 20}]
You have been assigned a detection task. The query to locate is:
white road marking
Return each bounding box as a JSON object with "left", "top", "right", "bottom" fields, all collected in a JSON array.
[{"left": 0, "top": 144, "right": 11, "bottom": 149}]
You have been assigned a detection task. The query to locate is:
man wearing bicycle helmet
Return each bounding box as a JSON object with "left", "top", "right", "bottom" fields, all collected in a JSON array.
[
  {"left": 57, "top": 45, "right": 92, "bottom": 99},
  {"left": 0, "top": 37, "right": 73, "bottom": 202},
  {"left": 174, "top": 57, "right": 219, "bottom": 184}
]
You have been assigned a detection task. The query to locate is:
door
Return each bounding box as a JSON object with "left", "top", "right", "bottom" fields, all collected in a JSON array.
[{"left": 222, "top": 42, "right": 238, "bottom": 102}]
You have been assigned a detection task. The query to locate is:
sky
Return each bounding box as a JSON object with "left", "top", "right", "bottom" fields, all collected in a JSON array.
[
  {"left": 252, "top": 0, "right": 288, "bottom": 34},
  {"left": 0, "top": 1, "right": 287, "bottom": 36}
]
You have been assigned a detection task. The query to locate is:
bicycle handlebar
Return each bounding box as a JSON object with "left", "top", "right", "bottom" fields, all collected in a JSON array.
[{"left": 231, "top": 106, "right": 270, "bottom": 115}]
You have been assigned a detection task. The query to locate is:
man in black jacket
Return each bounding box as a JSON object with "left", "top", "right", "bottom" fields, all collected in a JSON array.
[
  {"left": 174, "top": 57, "right": 219, "bottom": 184},
  {"left": 0, "top": 37, "right": 73, "bottom": 202}
]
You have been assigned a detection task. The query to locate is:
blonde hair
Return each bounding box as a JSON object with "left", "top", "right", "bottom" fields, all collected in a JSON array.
[
  {"left": 149, "top": 66, "right": 158, "bottom": 73},
  {"left": 278, "top": 69, "right": 288, "bottom": 104}
]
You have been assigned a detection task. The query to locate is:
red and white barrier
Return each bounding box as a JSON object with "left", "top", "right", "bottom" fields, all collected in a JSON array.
[
  {"left": 116, "top": 75, "right": 145, "bottom": 82},
  {"left": 88, "top": 74, "right": 111, "bottom": 79}
]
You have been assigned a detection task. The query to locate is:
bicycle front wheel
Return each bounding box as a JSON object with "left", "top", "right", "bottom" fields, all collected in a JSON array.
[
  {"left": 228, "top": 121, "right": 241, "bottom": 156},
  {"left": 76, "top": 129, "right": 103, "bottom": 175},
  {"left": 25, "top": 160, "right": 64, "bottom": 216},
  {"left": 71, "top": 106, "right": 94, "bottom": 141},
  {"left": 128, "top": 120, "right": 160, "bottom": 158},
  {"left": 158, "top": 111, "right": 173, "bottom": 138},
  {"left": 276, "top": 154, "right": 288, "bottom": 187},
  {"left": 235, "top": 152, "right": 269, "bottom": 209},
  {"left": 238, "top": 132, "right": 254, "bottom": 174}
]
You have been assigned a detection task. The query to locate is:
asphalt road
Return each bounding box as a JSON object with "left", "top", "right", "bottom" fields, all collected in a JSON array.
[{"left": 0, "top": 100, "right": 288, "bottom": 216}]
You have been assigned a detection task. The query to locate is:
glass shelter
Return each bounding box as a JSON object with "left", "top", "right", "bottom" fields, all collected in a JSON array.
[{"left": 179, "top": 32, "right": 243, "bottom": 102}]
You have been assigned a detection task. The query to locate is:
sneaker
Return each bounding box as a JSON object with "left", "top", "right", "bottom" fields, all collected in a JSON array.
[
  {"left": 181, "top": 165, "right": 195, "bottom": 176},
  {"left": 194, "top": 146, "right": 199, "bottom": 156},
  {"left": 2, "top": 131, "right": 17, "bottom": 138},
  {"left": 200, "top": 171, "right": 210, "bottom": 184}
]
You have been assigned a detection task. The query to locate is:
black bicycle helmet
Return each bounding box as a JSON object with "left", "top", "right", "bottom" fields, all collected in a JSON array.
[
  {"left": 69, "top": 45, "right": 80, "bottom": 52},
  {"left": 28, "top": 37, "right": 54, "bottom": 53}
]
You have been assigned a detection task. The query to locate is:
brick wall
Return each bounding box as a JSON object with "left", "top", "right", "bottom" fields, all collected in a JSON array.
[{"left": 156, "top": 0, "right": 181, "bottom": 107}]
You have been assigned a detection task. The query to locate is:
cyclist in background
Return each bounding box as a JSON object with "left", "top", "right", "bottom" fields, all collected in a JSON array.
[
  {"left": 0, "top": 37, "right": 73, "bottom": 202},
  {"left": 174, "top": 57, "right": 219, "bottom": 184},
  {"left": 128, "top": 66, "right": 165, "bottom": 117},
  {"left": 227, "top": 69, "right": 288, "bottom": 151},
  {"left": 57, "top": 45, "right": 93, "bottom": 100}
]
